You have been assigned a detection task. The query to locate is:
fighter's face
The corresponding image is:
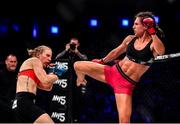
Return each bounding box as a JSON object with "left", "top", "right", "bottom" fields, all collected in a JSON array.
[
  {"left": 39, "top": 49, "right": 52, "bottom": 67},
  {"left": 132, "top": 17, "right": 146, "bottom": 37}
]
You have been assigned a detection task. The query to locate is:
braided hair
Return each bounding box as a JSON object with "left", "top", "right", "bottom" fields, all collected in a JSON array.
[{"left": 27, "top": 45, "right": 51, "bottom": 57}]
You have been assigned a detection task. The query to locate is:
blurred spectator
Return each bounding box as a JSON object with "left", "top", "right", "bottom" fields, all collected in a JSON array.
[
  {"left": 56, "top": 37, "right": 88, "bottom": 122},
  {"left": 0, "top": 54, "right": 18, "bottom": 122},
  {"left": 55, "top": 37, "right": 87, "bottom": 61}
]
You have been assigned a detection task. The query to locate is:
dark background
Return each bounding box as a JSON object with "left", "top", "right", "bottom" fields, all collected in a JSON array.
[
  {"left": 0, "top": 0, "right": 179, "bottom": 60},
  {"left": 0, "top": 0, "right": 180, "bottom": 123}
]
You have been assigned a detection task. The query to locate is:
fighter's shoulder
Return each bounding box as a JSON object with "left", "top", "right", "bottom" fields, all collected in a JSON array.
[
  {"left": 123, "top": 35, "right": 136, "bottom": 44},
  {"left": 25, "top": 57, "right": 41, "bottom": 64},
  {"left": 125, "top": 35, "right": 136, "bottom": 41},
  {"left": 19, "top": 58, "right": 39, "bottom": 70}
]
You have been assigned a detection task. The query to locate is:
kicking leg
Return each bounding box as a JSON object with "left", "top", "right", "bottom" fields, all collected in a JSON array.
[{"left": 74, "top": 61, "right": 106, "bottom": 86}]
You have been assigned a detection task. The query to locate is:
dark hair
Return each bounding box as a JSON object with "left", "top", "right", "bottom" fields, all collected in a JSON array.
[
  {"left": 6, "top": 54, "right": 17, "bottom": 60},
  {"left": 71, "top": 37, "right": 78, "bottom": 41},
  {"left": 135, "top": 11, "right": 164, "bottom": 38}
]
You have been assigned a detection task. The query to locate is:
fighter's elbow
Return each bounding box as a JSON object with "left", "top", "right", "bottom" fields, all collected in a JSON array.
[
  {"left": 158, "top": 47, "right": 165, "bottom": 55},
  {"left": 38, "top": 83, "right": 53, "bottom": 91}
]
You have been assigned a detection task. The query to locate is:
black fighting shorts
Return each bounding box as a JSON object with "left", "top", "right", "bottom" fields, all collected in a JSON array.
[{"left": 12, "top": 92, "right": 46, "bottom": 123}]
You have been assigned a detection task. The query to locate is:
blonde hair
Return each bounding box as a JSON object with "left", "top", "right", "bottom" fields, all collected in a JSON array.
[{"left": 27, "top": 45, "right": 51, "bottom": 57}]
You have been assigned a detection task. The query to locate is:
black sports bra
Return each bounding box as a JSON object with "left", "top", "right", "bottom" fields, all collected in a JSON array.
[{"left": 126, "top": 37, "right": 154, "bottom": 64}]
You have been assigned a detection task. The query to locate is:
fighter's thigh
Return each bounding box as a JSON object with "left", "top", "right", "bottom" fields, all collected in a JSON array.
[
  {"left": 74, "top": 61, "right": 104, "bottom": 73},
  {"left": 74, "top": 61, "right": 105, "bottom": 82},
  {"left": 115, "top": 93, "right": 132, "bottom": 116},
  {"left": 34, "top": 113, "right": 54, "bottom": 124}
]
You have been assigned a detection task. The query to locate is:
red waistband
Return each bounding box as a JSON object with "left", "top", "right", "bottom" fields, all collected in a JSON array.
[{"left": 18, "top": 69, "right": 40, "bottom": 84}]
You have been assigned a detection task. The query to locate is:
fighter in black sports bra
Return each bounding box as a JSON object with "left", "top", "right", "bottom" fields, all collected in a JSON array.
[{"left": 126, "top": 37, "right": 154, "bottom": 65}]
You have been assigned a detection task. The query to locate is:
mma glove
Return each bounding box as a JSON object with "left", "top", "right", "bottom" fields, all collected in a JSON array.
[
  {"left": 143, "top": 17, "right": 156, "bottom": 35},
  {"left": 47, "top": 64, "right": 67, "bottom": 77}
]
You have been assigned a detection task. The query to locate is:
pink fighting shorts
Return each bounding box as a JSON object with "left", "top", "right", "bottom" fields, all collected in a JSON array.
[{"left": 104, "top": 64, "right": 137, "bottom": 95}]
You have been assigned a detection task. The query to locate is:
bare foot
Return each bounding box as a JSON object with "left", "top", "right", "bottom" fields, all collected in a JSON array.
[{"left": 76, "top": 78, "right": 87, "bottom": 86}]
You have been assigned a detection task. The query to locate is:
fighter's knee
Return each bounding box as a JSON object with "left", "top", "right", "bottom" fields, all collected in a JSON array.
[
  {"left": 73, "top": 61, "right": 81, "bottom": 70},
  {"left": 119, "top": 115, "right": 130, "bottom": 123}
]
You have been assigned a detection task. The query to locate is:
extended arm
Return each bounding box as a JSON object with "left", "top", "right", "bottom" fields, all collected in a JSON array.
[{"left": 102, "top": 35, "right": 135, "bottom": 63}]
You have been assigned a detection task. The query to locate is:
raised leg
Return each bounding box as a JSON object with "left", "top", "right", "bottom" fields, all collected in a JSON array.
[{"left": 73, "top": 61, "right": 106, "bottom": 86}]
